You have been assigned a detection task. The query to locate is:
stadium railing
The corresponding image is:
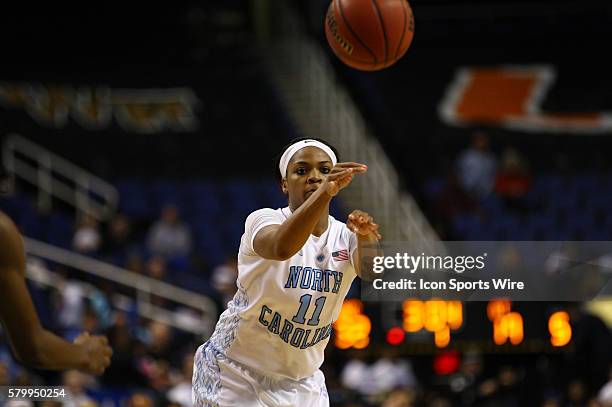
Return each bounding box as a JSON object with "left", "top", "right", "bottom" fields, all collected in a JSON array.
[
  {"left": 3, "top": 133, "right": 118, "bottom": 221},
  {"left": 25, "top": 237, "right": 218, "bottom": 339}
]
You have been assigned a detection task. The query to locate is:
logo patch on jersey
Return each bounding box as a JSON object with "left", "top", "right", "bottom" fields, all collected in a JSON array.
[
  {"left": 332, "top": 249, "right": 349, "bottom": 261},
  {"left": 316, "top": 254, "right": 325, "bottom": 262}
]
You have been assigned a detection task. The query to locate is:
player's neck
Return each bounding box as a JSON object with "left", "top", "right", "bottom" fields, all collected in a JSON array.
[
  {"left": 286, "top": 204, "right": 329, "bottom": 236},
  {"left": 312, "top": 211, "right": 329, "bottom": 237}
]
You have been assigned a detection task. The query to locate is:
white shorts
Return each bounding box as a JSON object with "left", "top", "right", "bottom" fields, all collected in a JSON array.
[{"left": 192, "top": 342, "right": 329, "bottom": 407}]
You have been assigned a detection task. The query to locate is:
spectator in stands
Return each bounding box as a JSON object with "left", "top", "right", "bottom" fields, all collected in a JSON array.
[
  {"left": 89, "top": 283, "right": 113, "bottom": 330},
  {"left": 101, "top": 213, "right": 132, "bottom": 262},
  {"left": 456, "top": 131, "right": 497, "bottom": 199},
  {"left": 540, "top": 395, "right": 561, "bottom": 407},
  {"left": 369, "top": 348, "right": 418, "bottom": 395},
  {"left": 72, "top": 214, "right": 102, "bottom": 254},
  {"left": 341, "top": 347, "right": 417, "bottom": 399},
  {"left": 146, "top": 256, "right": 168, "bottom": 281},
  {"left": 382, "top": 388, "right": 417, "bottom": 407},
  {"left": 102, "top": 312, "right": 148, "bottom": 388},
  {"left": 150, "top": 321, "right": 173, "bottom": 354},
  {"left": 428, "top": 396, "right": 453, "bottom": 407},
  {"left": 57, "top": 274, "right": 87, "bottom": 336},
  {"left": 128, "top": 392, "right": 155, "bottom": 407},
  {"left": 566, "top": 379, "right": 588, "bottom": 407},
  {"left": 39, "top": 403, "right": 67, "bottom": 407},
  {"left": 126, "top": 253, "right": 145, "bottom": 275},
  {"left": 211, "top": 256, "right": 238, "bottom": 307},
  {"left": 341, "top": 349, "right": 372, "bottom": 396},
  {"left": 81, "top": 306, "right": 101, "bottom": 335},
  {"left": 567, "top": 304, "right": 612, "bottom": 395},
  {"left": 146, "top": 204, "right": 192, "bottom": 259},
  {"left": 597, "top": 366, "right": 612, "bottom": 406},
  {"left": 166, "top": 353, "right": 194, "bottom": 407},
  {"left": 476, "top": 365, "right": 521, "bottom": 406},
  {"left": 63, "top": 370, "right": 96, "bottom": 407},
  {"left": 494, "top": 147, "right": 532, "bottom": 212},
  {"left": 0, "top": 360, "right": 9, "bottom": 386},
  {"left": 145, "top": 256, "right": 173, "bottom": 307},
  {"left": 434, "top": 171, "right": 478, "bottom": 224},
  {"left": 446, "top": 348, "right": 486, "bottom": 405}
]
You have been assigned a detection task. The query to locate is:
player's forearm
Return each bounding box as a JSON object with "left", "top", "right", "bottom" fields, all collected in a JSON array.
[
  {"left": 16, "top": 329, "right": 87, "bottom": 371},
  {"left": 273, "top": 186, "right": 333, "bottom": 259},
  {"left": 356, "top": 234, "right": 383, "bottom": 281}
]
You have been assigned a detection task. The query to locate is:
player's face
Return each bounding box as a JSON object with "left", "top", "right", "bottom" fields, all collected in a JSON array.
[{"left": 283, "top": 147, "right": 333, "bottom": 209}]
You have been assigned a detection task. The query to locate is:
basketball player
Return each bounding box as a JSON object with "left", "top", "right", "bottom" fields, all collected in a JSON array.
[
  {"left": 0, "top": 158, "right": 112, "bottom": 375},
  {"left": 193, "top": 138, "right": 381, "bottom": 406}
]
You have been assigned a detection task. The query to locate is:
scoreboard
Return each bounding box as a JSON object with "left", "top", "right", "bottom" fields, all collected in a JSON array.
[{"left": 333, "top": 299, "right": 574, "bottom": 352}]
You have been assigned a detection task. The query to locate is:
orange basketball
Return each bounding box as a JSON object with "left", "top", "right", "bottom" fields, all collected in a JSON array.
[{"left": 325, "top": 0, "right": 415, "bottom": 71}]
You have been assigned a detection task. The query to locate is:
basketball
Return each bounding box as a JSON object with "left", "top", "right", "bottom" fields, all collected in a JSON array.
[{"left": 325, "top": 0, "right": 415, "bottom": 71}]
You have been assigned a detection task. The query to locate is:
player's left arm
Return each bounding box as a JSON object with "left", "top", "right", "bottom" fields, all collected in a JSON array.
[{"left": 347, "top": 210, "right": 382, "bottom": 281}]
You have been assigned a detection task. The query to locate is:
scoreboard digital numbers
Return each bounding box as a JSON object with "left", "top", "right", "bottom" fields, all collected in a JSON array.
[{"left": 333, "top": 299, "right": 574, "bottom": 352}]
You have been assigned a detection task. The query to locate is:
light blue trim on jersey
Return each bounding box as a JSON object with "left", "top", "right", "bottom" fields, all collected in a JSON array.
[
  {"left": 193, "top": 284, "right": 249, "bottom": 406},
  {"left": 209, "top": 283, "right": 249, "bottom": 351},
  {"left": 192, "top": 342, "right": 222, "bottom": 406}
]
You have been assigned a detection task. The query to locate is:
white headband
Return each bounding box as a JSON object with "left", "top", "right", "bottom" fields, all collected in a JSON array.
[{"left": 278, "top": 139, "right": 338, "bottom": 177}]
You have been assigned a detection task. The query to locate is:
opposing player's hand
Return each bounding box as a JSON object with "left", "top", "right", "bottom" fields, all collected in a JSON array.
[
  {"left": 74, "top": 332, "right": 113, "bottom": 375},
  {"left": 324, "top": 162, "right": 367, "bottom": 197},
  {"left": 347, "top": 210, "right": 382, "bottom": 240}
]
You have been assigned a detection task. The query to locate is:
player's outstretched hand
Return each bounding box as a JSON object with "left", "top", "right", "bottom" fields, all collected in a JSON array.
[
  {"left": 74, "top": 332, "right": 113, "bottom": 375},
  {"left": 347, "top": 210, "right": 382, "bottom": 240},
  {"left": 324, "top": 162, "right": 367, "bottom": 197}
]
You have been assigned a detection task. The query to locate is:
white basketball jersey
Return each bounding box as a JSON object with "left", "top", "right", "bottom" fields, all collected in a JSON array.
[{"left": 206, "top": 207, "right": 358, "bottom": 381}]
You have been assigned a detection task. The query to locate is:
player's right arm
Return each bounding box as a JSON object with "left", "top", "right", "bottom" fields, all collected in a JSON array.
[
  {"left": 0, "top": 211, "right": 112, "bottom": 375},
  {"left": 254, "top": 162, "right": 365, "bottom": 260}
]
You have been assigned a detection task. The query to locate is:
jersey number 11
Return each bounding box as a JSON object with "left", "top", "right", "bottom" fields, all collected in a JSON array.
[{"left": 292, "top": 294, "right": 327, "bottom": 326}]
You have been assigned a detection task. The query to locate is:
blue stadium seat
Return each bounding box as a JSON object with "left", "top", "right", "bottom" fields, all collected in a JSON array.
[
  {"left": 195, "top": 225, "right": 226, "bottom": 267},
  {"left": 527, "top": 215, "right": 557, "bottom": 240},
  {"left": 549, "top": 187, "right": 578, "bottom": 213},
  {"left": 116, "top": 179, "right": 155, "bottom": 219},
  {"left": 425, "top": 177, "right": 445, "bottom": 199},
  {"left": 186, "top": 181, "right": 221, "bottom": 216},
  {"left": 533, "top": 174, "right": 564, "bottom": 193},
  {"left": 0, "top": 195, "right": 32, "bottom": 220},
  {"left": 19, "top": 210, "right": 44, "bottom": 240},
  {"left": 572, "top": 173, "right": 599, "bottom": 195},
  {"left": 453, "top": 215, "right": 488, "bottom": 240},
  {"left": 45, "top": 213, "right": 73, "bottom": 248},
  {"left": 481, "top": 195, "right": 503, "bottom": 216},
  {"left": 259, "top": 180, "right": 286, "bottom": 209},
  {"left": 150, "top": 181, "right": 183, "bottom": 214},
  {"left": 491, "top": 215, "right": 522, "bottom": 240},
  {"left": 167, "top": 254, "right": 190, "bottom": 273}
]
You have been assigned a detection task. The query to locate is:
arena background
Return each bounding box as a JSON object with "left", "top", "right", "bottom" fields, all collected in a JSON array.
[{"left": 0, "top": 1, "right": 611, "bottom": 406}]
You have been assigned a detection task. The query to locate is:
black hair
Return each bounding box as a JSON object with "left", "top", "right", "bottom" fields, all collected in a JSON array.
[{"left": 274, "top": 137, "right": 340, "bottom": 183}]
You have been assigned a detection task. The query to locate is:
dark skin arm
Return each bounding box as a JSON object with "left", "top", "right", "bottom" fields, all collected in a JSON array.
[
  {"left": 254, "top": 162, "right": 366, "bottom": 261},
  {"left": 0, "top": 211, "right": 112, "bottom": 374},
  {"left": 347, "top": 210, "right": 383, "bottom": 281}
]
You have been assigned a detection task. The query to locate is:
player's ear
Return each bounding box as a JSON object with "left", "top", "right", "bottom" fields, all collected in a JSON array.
[{"left": 281, "top": 178, "right": 288, "bottom": 195}]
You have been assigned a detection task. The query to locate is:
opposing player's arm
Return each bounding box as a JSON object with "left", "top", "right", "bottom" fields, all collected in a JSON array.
[
  {"left": 347, "top": 210, "right": 383, "bottom": 281},
  {"left": 0, "top": 212, "right": 112, "bottom": 374},
  {"left": 254, "top": 163, "right": 366, "bottom": 260}
]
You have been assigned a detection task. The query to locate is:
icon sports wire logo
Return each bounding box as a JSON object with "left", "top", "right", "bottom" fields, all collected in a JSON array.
[{"left": 372, "top": 253, "right": 487, "bottom": 274}]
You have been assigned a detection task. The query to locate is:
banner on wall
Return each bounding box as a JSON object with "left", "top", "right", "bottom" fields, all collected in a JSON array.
[
  {"left": 439, "top": 65, "right": 612, "bottom": 134},
  {"left": 0, "top": 82, "right": 201, "bottom": 134}
]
